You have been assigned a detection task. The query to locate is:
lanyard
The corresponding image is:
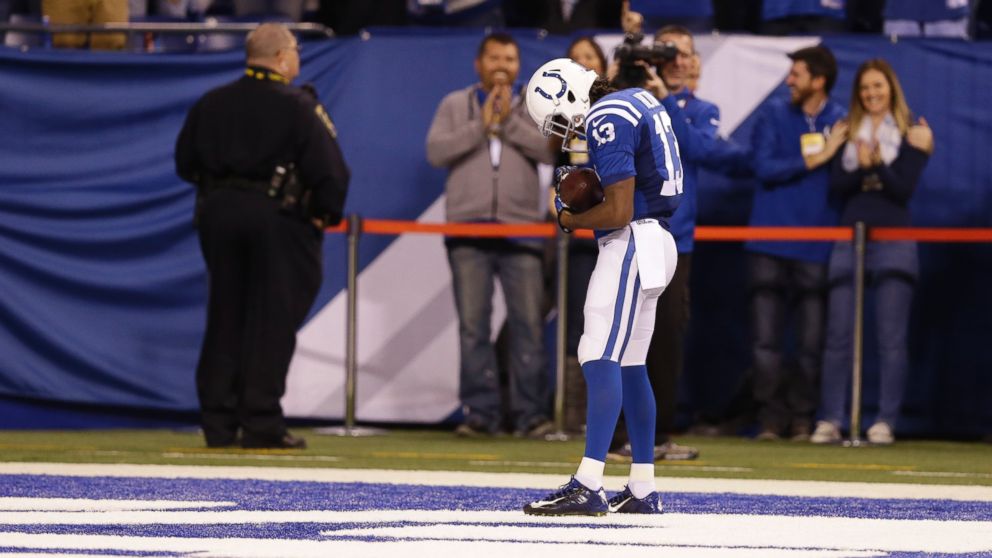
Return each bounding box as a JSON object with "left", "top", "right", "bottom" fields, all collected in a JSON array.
[{"left": 804, "top": 99, "right": 827, "bottom": 133}]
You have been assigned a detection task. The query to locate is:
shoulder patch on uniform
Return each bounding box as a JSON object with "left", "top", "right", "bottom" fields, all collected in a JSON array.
[{"left": 315, "top": 104, "right": 337, "bottom": 138}]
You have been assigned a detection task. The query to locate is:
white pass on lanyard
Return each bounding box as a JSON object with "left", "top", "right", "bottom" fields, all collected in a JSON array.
[
  {"left": 489, "top": 137, "right": 502, "bottom": 168},
  {"left": 630, "top": 219, "right": 668, "bottom": 297}
]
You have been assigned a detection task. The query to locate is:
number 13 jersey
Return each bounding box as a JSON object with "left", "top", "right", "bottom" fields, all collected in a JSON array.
[{"left": 585, "top": 87, "right": 684, "bottom": 236}]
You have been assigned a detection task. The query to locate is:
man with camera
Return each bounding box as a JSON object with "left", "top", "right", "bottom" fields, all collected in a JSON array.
[{"left": 608, "top": 25, "right": 749, "bottom": 462}]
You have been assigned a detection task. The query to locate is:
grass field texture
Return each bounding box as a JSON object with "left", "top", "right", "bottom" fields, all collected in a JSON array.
[{"left": 0, "top": 429, "right": 989, "bottom": 486}]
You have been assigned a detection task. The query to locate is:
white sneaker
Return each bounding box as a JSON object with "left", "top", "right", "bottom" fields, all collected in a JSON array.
[
  {"left": 867, "top": 422, "right": 895, "bottom": 445},
  {"left": 810, "top": 421, "right": 842, "bottom": 444}
]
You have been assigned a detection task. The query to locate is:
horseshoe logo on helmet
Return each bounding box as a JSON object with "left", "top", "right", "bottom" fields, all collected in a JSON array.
[{"left": 533, "top": 70, "right": 568, "bottom": 102}]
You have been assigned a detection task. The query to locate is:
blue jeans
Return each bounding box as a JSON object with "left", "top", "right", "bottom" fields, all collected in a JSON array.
[
  {"left": 748, "top": 253, "right": 827, "bottom": 433},
  {"left": 820, "top": 241, "right": 917, "bottom": 428},
  {"left": 447, "top": 241, "right": 548, "bottom": 431}
]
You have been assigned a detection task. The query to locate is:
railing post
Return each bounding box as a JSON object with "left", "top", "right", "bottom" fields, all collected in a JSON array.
[
  {"left": 547, "top": 228, "right": 571, "bottom": 441},
  {"left": 845, "top": 221, "right": 868, "bottom": 447},
  {"left": 344, "top": 213, "right": 360, "bottom": 430},
  {"left": 317, "top": 214, "right": 384, "bottom": 437}
]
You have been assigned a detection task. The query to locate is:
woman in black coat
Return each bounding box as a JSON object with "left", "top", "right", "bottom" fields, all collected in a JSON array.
[{"left": 811, "top": 58, "right": 933, "bottom": 445}]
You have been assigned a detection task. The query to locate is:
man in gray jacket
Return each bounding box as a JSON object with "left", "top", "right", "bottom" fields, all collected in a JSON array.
[{"left": 427, "top": 32, "right": 556, "bottom": 438}]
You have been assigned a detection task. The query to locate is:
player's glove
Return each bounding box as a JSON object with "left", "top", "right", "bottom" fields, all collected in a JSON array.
[
  {"left": 553, "top": 166, "right": 578, "bottom": 234},
  {"left": 554, "top": 165, "right": 578, "bottom": 188},
  {"left": 554, "top": 193, "right": 573, "bottom": 234}
]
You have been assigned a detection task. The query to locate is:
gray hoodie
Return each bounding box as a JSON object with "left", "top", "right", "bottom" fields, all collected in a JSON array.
[{"left": 426, "top": 84, "right": 555, "bottom": 224}]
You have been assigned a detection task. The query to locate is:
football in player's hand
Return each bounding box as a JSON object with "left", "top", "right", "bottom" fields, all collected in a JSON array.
[{"left": 558, "top": 167, "right": 604, "bottom": 213}]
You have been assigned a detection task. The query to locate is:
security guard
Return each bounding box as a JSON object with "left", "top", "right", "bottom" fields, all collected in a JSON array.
[{"left": 175, "top": 23, "right": 350, "bottom": 449}]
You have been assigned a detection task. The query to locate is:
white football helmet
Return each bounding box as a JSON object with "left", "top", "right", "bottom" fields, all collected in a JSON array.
[{"left": 525, "top": 58, "right": 598, "bottom": 150}]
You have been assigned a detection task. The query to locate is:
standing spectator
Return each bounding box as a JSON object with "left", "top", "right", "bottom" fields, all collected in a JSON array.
[
  {"left": 426, "top": 33, "right": 556, "bottom": 438},
  {"left": 761, "top": 0, "right": 847, "bottom": 34},
  {"left": 608, "top": 24, "right": 749, "bottom": 462},
  {"left": 554, "top": 36, "right": 609, "bottom": 434},
  {"left": 812, "top": 59, "right": 933, "bottom": 445},
  {"left": 175, "top": 23, "right": 350, "bottom": 449},
  {"left": 747, "top": 45, "right": 848, "bottom": 441},
  {"left": 883, "top": 0, "right": 970, "bottom": 38},
  {"left": 42, "top": 0, "right": 128, "bottom": 50}
]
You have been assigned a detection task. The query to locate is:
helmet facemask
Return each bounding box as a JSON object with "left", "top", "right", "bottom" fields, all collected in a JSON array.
[
  {"left": 540, "top": 113, "right": 587, "bottom": 151},
  {"left": 526, "top": 58, "right": 598, "bottom": 153}
]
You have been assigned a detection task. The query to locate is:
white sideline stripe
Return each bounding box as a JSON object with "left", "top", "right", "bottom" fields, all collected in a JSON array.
[
  {"left": 0, "top": 498, "right": 234, "bottom": 511},
  {"left": 2, "top": 462, "right": 992, "bottom": 501},
  {"left": 0, "top": 533, "right": 883, "bottom": 558}
]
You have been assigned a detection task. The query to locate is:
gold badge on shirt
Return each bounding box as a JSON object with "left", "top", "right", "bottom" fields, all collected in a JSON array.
[
  {"left": 800, "top": 132, "right": 826, "bottom": 156},
  {"left": 315, "top": 105, "right": 338, "bottom": 139}
]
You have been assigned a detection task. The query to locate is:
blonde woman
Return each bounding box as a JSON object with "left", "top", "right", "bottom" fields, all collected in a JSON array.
[{"left": 812, "top": 59, "right": 933, "bottom": 445}]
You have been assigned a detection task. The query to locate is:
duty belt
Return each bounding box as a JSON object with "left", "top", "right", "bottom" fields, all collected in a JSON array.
[{"left": 202, "top": 177, "right": 275, "bottom": 197}]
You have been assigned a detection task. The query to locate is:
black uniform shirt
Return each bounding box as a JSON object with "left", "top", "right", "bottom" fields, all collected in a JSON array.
[{"left": 175, "top": 67, "right": 350, "bottom": 225}]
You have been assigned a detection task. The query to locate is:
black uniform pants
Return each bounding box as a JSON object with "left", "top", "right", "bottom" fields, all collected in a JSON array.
[
  {"left": 748, "top": 253, "right": 826, "bottom": 434},
  {"left": 613, "top": 253, "right": 692, "bottom": 449},
  {"left": 195, "top": 189, "right": 322, "bottom": 447}
]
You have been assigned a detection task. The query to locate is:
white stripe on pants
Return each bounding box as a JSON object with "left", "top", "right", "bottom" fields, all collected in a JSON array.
[{"left": 577, "top": 226, "right": 676, "bottom": 366}]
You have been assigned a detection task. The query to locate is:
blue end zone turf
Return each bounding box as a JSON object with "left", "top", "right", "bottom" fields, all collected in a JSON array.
[
  {"left": 1, "top": 475, "right": 990, "bottom": 523},
  {"left": 1, "top": 473, "right": 991, "bottom": 557}
]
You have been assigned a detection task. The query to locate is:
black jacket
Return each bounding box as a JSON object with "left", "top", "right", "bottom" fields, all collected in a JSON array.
[
  {"left": 830, "top": 141, "right": 929, "bottom": 227},
  {"left": 175, "top": 68, "right": 350, "bottom": 225}
]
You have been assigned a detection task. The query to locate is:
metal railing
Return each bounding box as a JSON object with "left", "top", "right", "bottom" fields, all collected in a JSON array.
[{"left": 320, "top": 220, "right": 992, "bottom": 443}]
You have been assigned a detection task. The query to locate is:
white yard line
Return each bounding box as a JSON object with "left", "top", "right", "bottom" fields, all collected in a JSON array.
[
  {"left": 0, "top": 498, "right": 234, "bottom": 511},
  {"left": 1, "top": 462, "right": 991, "bottom": 501}
]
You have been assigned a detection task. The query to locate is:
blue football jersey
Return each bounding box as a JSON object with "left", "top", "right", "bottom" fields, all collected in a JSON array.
[{"left": 585, "top": 88, "right": 683, "bottom": 235}]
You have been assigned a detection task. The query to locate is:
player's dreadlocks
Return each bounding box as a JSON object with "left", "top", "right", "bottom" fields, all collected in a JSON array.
[{"left": 589, "top": 76, "right": 618, "bottom": 104}]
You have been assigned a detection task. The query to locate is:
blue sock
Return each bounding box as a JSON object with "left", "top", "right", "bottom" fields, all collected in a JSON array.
[
  {"left": 621, "top": 364, "right": 656, "bottom": 464},
  {"left": 581, "top": 359, "right": 622, "bottom": 461}
]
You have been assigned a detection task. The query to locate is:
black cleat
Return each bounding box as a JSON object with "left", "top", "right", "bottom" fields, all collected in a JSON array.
[
  {"left": 607, "top": 486, "right": 663, "bottom": 514},
  {"left": 523, "top": 477, "right": 608, "bottom": 517}
]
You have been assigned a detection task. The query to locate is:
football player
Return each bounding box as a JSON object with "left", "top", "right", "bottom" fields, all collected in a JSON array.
[{"left": 522, "top": 58, "right": 683, "bottom": 516}]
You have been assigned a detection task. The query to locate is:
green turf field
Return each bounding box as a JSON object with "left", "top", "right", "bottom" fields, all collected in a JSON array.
[{"left": 1, "top": 429, "right": 989, "bottom": 486}]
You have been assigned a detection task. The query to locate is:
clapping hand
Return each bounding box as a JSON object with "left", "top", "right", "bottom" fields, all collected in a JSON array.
[
  {"left": 907, "top": 116, "right": 934, "bottom": 154},
  {"left": 856, "top": 140, "right": 877, "bottom": 168},
  {"left": 826, "top": 119, "right": 850, "bottom": 155},
  {"left": 482, "top": 79, "right": 512, "bottom": 134}
]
